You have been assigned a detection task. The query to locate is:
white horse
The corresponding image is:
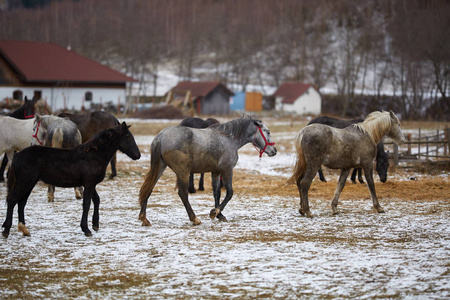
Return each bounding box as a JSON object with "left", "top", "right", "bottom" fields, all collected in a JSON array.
[
  {"left": 0, "top": 116, "right": 37, "bottom": 165},
  {"left": 32, "top": 115, "right": 83, "bottom": 202}
]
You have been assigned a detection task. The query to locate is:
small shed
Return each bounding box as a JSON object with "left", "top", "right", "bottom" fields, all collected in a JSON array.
[
  {"left": 231, "top": 91, "right": 245, "bottom": 111},
  {"left": 245, "top": 92, "right": 263, "bottom": 112},
  {"left": 168, "top": 81, "right": 234, "bottom": 115},
  {"left": 273, "top": 83, "right": 321, "bottom": 115}
]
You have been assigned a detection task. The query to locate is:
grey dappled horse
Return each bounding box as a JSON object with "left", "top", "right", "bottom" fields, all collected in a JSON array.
[
  {"left": 288, "top": 111, "right": 405, "bottom": 217},
  {"left": 139, "top": 116, "right": 277, "bottom": 226},
  {"left": 32, "top": 115, "right": 83, "bottom": 202},
  {"left": 308, "top": 115, "right": 390, "bottom": 184}
]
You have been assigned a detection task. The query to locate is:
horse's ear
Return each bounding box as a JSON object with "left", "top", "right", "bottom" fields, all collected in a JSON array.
[
  {"left": 121, "top": 122, "right": 131, "bottom": 130},
  {"left": 35, "top": 114, "right": 42, "bottom": 122},
  {"left": 389, "top": 110, "right": 399, "bottom": 122},
  {"left": 24, "top": 96, "right": 28, "bottom": 101},
  {"left": 253, "top": 120, "right": 263, "bottom": 128}
]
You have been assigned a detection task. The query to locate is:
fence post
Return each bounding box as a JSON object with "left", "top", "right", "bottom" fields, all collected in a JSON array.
[
  {"left": 393, "top": 143, "right": 399, "bottom": 167},
  {"left": 418, "top": 128, "right": 421, "bottom": 158},
  {"left": 407, "top": 133, "right": 412, "bottom": 154},
  {"left": 436, "top": 129, "right": 439, "bottom": 156},
  {"left": 446, "top": 127, "right": 450, "bottom": 156}
]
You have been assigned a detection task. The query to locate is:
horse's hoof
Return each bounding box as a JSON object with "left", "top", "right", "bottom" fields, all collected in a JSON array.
[
  {"left": 198, "top": 187, "right": 204, "bottom": 191},
  {"left": 192, "top": 217, "right": 202, "bottom": 225},
  {"left": 188, "top": 188, "right": 197, "bottom": 194},
  {"left": 85, "top": 231, "right": 92, "bottom": 237},
  {"left": 93, "top": 226, "right": 99, "bottom": 231},
  {"left": 18, "top": 223, "right": 30, "bottom": 236},
  {"left": 377, "top": 209, "right": 385, "bottom": 213},
  {"left": 2, "top": 231, "right": 9, "bottom": 238},
  {"left": 332, "top": 211, "right": 340, "bottom": 215},
  {"left": 210, "top": 208, "right": 220, "bottom": 219},
  {"left": 351, "top": 181, "right": 357, "bottom": 184},
  {"left": 299, "top": 209, "right": 305, "bottom": 216},
  {"left": 306, "top": 212, "right": 313, "bottom": 218},
  {"left": 217, "top": 214, "right": 227, "bottom": 222}
]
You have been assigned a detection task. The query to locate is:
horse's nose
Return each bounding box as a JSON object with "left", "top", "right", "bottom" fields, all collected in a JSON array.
[{"left": 269, "top": 146, "right": 277, "bottom": 157}]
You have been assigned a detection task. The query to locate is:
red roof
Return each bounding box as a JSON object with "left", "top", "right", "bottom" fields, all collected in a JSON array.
[
  {"left": 273, "top": 83, "right": 313, "bottom": 104},
  {"left": 0, "top": 40, "right": 136, "bottom": 83},
  {"left": 170, "top": 81, "right": 234, "bottom": 97}
]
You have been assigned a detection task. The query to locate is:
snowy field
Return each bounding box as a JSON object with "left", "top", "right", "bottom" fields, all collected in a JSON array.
[{"left": 0, "top": 126, "right": 449, "bottom": 299}]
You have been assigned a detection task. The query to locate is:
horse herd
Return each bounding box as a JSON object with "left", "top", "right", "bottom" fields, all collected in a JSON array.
[{"left": 0, "top": 99, "right": 405, "bottom": 238}]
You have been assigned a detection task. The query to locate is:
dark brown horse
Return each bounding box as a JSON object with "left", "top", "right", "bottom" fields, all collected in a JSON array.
[
  {"left": 2, "top": 122, "right": 141, "bottom": 238},
  {"left": 59, "top": 111, "right": 120, "bottom": 179}
]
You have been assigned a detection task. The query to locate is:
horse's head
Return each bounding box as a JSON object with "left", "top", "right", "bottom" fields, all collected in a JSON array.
[
  {"left": 23, "top": 96, "right": 37, "bottom": 119},
  {"left": 118, "top": 122, "right": 141, "bottom": 160},
  {"left": 387, "top": 110, "right": 405, "bottom": 145},
  {"left": 31, "top": 115, "right": 47, "bottom": 146},
  {"left": 252, "top": 120, "right": 277, "bottom": 157},
  {"left": 376, "top": 146, "right": 390, "bottom": 183}
]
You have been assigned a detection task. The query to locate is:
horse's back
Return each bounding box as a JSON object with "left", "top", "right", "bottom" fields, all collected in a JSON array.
[{"left": 309, "top": 116, "right": 363, "bottom": 129}]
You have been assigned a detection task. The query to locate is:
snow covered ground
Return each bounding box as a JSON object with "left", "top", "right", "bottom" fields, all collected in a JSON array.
[{"left": 0, "top": 128, "right": 448, "bottom": 299}]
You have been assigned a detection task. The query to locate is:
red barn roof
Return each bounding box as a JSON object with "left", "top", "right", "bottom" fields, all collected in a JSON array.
[
  {"left": 170, "top": 81, "right": 234, "bottom": 97},
  {"left": 0, "top": 40, "right": 136, "bottom": 83},
  {"left": 273, "top": 83, "right": 314, "bottom": 104}
]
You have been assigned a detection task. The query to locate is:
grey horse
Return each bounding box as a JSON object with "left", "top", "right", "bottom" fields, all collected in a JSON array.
[
  {"left": 32, "top": 115, "right": 83, "bottom": 202},
  {"left": 139, "top": 116, "right": 277, "bottom": 226},
  {"left": 288, "top": 111, "right": 405, "bottom": 217}
]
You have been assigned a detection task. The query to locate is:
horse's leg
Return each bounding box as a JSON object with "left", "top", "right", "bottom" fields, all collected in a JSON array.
[
  {"left": 318, "top": 167, "right": 327, "bottom": 182},
  {"left": 17, "top": 196, "right": 31, "bottom": 236},
  {"left": 198, "top": 173, "right": 205, "bottom": 191},
  {"left": 3, "top": 184, "right": 34, "bottom": 238},
  {"left": 108, "top": 153, "right": 117, "bottom": 179},
  {"left": 0, "top": 155, "right": 8, "bottom": 182},
  {"left": 210, "top": 173, "right": 227, "bottom": 221},
  {"left": 91, "top": 188, "right": 100, "bottom": 231},
  {"left": 363, "top": 166, "right": 384, "bottom": 213},
  {"left": 2, "top": 197, "right": 16, "bottom": 238},
  {"left": 188, "top": 173, "right": 196, "bottom": 193},
  {"left": 177, "top": 175, "right": 201, "bottom": 225},
  {"left": 350, "top": 168, "right": 357, "bottom": 184},
  {"left": 331, "top": 168, "right": 351, "bottom": 215},
  {"left": 74, "top": 187, "right": 83, "bottom": 200},
  {"left": 298, "top": 169, "right": 316, "bottom": 218},
  {"left": 80, "top": 187, "right": 94, "bottom": 236},
  {"left": 47, "top": 184, "right": 55, "bottom": 202},
  {"left": 357, "top": 168, "right": 365, "bottom": 184},
  {"left": 139, "top": 162, "right": 167, "bottom": 226}
]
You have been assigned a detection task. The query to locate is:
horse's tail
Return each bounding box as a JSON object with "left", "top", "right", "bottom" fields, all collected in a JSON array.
[
  {"left": 139, "top": 138, "right": 162, "bottom": 206},
  {"left": 7, "top": 158, "right": 17, "bottom": 195},
  {"left": 287, "top": 132, "right": 306, "bottom": 185}
]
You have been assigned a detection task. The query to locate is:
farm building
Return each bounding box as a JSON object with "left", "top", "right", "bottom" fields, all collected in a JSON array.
[
  {"left": 167, "top": 81, "right": 234, "bottom": 115},
  {"left": 231, "top": 91, "right": 263, "bottom": 112},
  {"left": 273, "top": 83, "right": 321, "bottom": 115},
  {"left": 0, "top": 40, "right": 136, "bottom": 112}
]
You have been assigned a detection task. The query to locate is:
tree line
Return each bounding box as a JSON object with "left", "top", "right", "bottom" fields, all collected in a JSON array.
[{"left": 1, "top": 0, "right": 448, "bottom": 119}]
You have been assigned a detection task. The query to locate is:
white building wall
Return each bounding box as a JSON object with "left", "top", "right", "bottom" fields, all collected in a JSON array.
[
  {"left": 277, "top": 87, "right": 322, "bottom": 115},
  {"left": 0, "top": 86, "right": 126, "bottom": 112}
]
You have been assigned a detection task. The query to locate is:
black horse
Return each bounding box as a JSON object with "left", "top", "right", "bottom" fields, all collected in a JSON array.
[
  {"left": 59, "top": 111, "right": 120, "bottom": 179},
  {"left": 2, "top": 122, "right": 141, "bottom": 238},
  {"left": 308, "top": 116, "right": 389, "bottom": 183},
  {"left": 0, "top": 96, "right": 38, "bottom": 182},
  {"left": 179, "top": 117, "right": 219, "bottom": 193}
]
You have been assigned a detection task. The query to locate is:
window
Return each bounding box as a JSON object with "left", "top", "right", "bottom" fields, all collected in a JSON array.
[
  {"left": 13, "top": 90, "right": 23, "bottom": 100},
  {"left": 34, "top": 90, "right": 42, "bottom": 100},
  {"left": 85, "top": 91, "right": 93, "bottom": 101}
]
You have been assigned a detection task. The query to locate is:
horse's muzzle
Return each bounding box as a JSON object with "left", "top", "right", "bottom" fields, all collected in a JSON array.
[{"left": 266, "top": 146, "right": 277, "bottom": 157}]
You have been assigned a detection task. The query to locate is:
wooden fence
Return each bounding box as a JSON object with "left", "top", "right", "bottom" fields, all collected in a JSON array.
[{"left": 386, "top": 127, "right": 450, "bottom": 166}]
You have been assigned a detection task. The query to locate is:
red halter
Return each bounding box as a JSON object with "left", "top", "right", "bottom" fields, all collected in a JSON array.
[
  {"left": 32, "top": 121, "right": 45, "bottom": 146},
  {"left": 253, "top": 126, "right": 275, "bottom": 158},
  {"left": 24, "top": 110, "right": 35, "bottom": 119}
]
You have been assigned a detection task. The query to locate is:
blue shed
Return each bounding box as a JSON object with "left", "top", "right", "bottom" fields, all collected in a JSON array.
[{"left": 231, "top": 91, "right": 245, "bottom": 111}]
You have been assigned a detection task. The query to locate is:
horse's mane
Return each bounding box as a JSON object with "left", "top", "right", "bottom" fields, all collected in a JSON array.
[
  {"left": 210, "top": 116, "right": 260, "bottom": 140},
  {"left": 78, "top": 126, "right": 119, "bottom": 152},
  {"left": 354, "top": 111, "right": 392, "bottom": 144},
  {"left": 39, "top": 115, "right": 61, "bottom": 126}
]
